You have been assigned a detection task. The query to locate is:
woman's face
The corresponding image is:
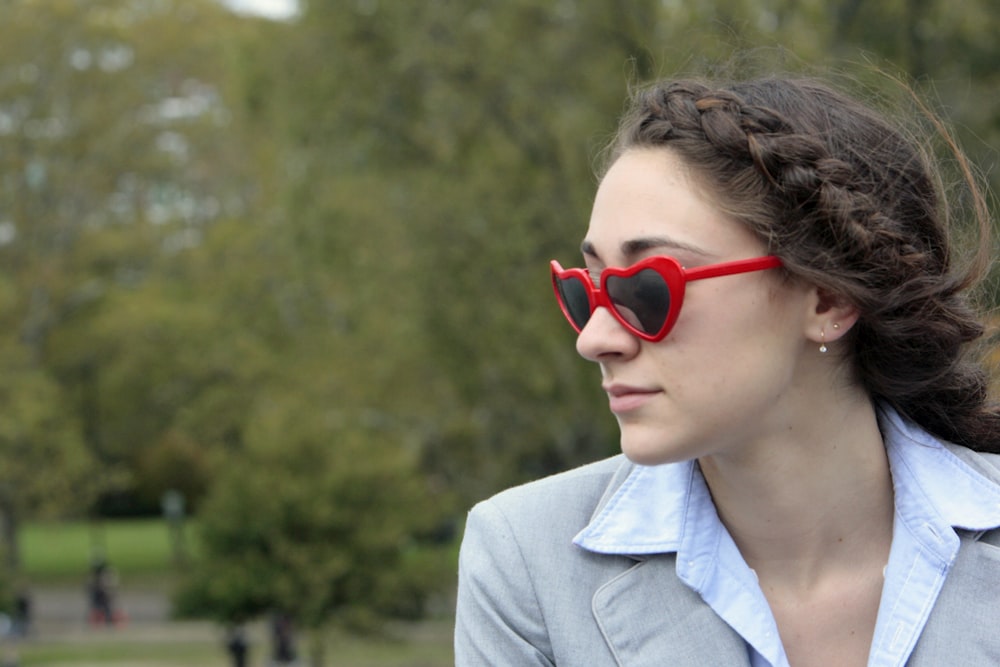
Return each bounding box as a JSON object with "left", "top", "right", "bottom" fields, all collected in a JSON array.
[{"left": 577, "top": 148, "right": 815, "bottom": 465}]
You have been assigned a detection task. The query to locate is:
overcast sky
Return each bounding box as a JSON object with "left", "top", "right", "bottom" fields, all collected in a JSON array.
[{"left": 220, "top": 0, "right": 299, "bottom": 20}]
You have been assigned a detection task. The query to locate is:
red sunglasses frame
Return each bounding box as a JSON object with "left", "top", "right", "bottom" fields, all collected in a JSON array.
[{"left": 550, "top": 255, "right": 783, "bottom": 342}]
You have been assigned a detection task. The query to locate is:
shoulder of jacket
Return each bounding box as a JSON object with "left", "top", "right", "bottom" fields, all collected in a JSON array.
[{"left": 472, "top": 455, "right": 631, "bottom": 518}]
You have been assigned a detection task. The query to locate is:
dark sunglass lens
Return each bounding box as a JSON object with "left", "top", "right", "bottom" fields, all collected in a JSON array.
[
  {"left": 556, "top": 276, "right": 592, "bottom": 330},
  {"left": 606, "top": 269, "right": 670, "bottom": 335}
]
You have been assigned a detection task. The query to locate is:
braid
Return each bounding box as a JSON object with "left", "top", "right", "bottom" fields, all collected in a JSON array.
[{"left": 606, "top": 77, "right": 1000, "bottom": 452}]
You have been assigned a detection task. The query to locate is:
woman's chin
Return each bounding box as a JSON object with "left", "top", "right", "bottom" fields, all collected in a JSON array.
[{"left": 619, "top": 430, "right": 694, "bottom": 467}]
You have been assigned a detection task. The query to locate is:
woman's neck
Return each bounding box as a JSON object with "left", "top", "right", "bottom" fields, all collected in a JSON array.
[{"left": 697, "top": 393, "right": 894, "bottom": 591}]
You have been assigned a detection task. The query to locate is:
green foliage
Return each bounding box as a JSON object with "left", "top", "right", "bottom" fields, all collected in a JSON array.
[
  {"left": 175, "top": 416, "right": 454, "bottom": 629},
  {"left": 0, "top": 335, "right": 95, "bottom": 516},
  {"left": 0, "top": 0, "right": 258, "bottom": 518}
]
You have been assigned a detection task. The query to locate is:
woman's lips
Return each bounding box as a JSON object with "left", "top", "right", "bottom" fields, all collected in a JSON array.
[{"left": 604, "top": 384, "right": 660, "bottom": 413}]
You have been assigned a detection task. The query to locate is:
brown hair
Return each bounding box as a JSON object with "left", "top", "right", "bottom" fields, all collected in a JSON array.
[{"left": 605, "top": 76, "right": 1000, "bottom": 453}]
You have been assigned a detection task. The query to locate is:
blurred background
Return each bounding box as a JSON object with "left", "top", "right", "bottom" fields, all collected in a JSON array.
[{"left": 0, "top": 0, "right": 997, "bottom": 665}]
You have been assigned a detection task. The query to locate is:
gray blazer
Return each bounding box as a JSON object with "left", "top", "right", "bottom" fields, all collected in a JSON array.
[{"left": 454, "top": 448, "right": 1000, "bottom": 666}]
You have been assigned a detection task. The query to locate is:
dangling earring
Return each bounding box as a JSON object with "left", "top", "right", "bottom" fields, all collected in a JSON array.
[{"left": 819, "top": 329, "right": 828, "bottom": 354}]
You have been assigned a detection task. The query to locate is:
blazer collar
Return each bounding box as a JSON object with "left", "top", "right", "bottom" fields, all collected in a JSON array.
[
  {"left": 592, "top": 555, "right": 751, "bottom": 667},
  {"left": 905, "top": 527, "right": 1000, "bottom": 665}
]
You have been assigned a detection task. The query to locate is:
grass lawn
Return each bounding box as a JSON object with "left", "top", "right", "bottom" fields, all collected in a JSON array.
[
  {"left": 16, "top": 518, "right": 455, "bottom": 665},
  {"left": 18, "top": 638, "right": 222, "bottom": 666},
  {"left": 21, "top": 518, "right": 193, "bottom": 582},
  {"left": 14, "top": 619, "right": 454, "bottom": 666}
]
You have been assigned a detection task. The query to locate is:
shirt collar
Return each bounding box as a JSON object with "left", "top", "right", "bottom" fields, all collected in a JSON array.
[
  {"left": 879, "top": 405, "right": 1000, "bottom": 532},
  {"left": 574, "top": 405, "right": 1000, "bottom": 555},
  {"left": 572, "top": 457, "right": 696, "bottom": 554}
]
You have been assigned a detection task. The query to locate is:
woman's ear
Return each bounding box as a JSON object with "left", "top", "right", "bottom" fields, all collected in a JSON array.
[{"left": 806, "top": 287, "right": 859, "bottom": 345}]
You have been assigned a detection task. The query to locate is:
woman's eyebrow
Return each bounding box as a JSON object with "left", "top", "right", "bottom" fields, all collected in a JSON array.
[{"left": 580, "top": 236, "right": 710, "bottom": 261}]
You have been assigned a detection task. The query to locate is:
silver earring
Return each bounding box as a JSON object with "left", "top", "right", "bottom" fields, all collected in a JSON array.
[
  {"left": 819, "top": 330, "right": 828, "bottom": 354},
  {"left": 832, "top": 323, "right": 840, "bottom": 330}
]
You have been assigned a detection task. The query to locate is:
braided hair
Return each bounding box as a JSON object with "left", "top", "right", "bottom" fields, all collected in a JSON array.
[{"left": 604, "top": 77, "right": 1000, "bottom": 453}]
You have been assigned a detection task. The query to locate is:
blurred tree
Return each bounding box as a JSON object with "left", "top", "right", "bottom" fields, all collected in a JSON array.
[
  {"left": 174, "top": 376, "right": 454, "bottom": 665},
  {"left": 0, "top": 309, "right": 97, "bottom": 570},
  {"left": 0, "top": 0, "right": 257, "bottom": 516}
]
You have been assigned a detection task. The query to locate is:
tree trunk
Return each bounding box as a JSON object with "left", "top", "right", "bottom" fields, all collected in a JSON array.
[
  {"left": 307, "top": 627, "right": 327, "bottom": 667},
  {"left": 0, "top": 493, "right": 20, "bottom": 574}
]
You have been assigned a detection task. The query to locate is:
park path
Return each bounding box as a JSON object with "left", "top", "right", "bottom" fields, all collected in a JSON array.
[
  {"left": 32, "top": 584, "right": 171, "bottom": 627},
  {"left": 16, "top": 584, "right": 455, "bottom": 666},
  {"left": 14, "top": 584, "right": 231, "bottom": 665}
]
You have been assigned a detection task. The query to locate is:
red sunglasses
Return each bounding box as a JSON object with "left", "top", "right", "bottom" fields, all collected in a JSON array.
[{"left": 550, "top": 255, "right": 783, "bottom": 342}]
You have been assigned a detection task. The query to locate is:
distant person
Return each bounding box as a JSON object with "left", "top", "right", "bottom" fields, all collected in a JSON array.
[
  {"left": 87, "top": 559, "right": 119, "bottom": 626},
  {"left": 10, "top": 591, "right": 29, "bottom": 638},
  {"left": 455, "top": 72, "right": 1000, "bottom": 665},
  {"left": 225, "top": 624, "right": 250, "bottom": 667},
  {"left": 270, "top": 612, "right": 297, "bottom": 665}
]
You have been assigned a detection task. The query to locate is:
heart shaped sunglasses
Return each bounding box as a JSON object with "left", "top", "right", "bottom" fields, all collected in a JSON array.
[{"left": 550, "top": 255, "right": 783, "bottom": 342}]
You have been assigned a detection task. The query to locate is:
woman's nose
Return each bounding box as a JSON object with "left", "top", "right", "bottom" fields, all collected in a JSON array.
[{"left": 575, "top": 306, "right": 641, "bottom": 362}]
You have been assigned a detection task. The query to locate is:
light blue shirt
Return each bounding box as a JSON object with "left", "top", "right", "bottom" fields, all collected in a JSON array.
[{"left": 574, "top": 406, "right": 1000, "bottom": 667}]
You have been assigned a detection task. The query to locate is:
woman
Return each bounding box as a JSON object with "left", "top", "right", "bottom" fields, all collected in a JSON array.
[{"left": 455, "top": 75, "right": 1000, "bottom": 666}]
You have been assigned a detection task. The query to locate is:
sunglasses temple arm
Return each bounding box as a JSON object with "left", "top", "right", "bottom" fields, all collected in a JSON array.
[{"left": 684, "top": 256, "right": 782, "bottom": 281}]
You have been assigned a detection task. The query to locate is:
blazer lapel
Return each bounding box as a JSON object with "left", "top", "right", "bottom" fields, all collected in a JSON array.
[
  {"left": 592, "top": 554, "right": 751, "bottom": 667},
  {"left": 907, "top": 531, "right": 1000, "bottom": 666}
]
